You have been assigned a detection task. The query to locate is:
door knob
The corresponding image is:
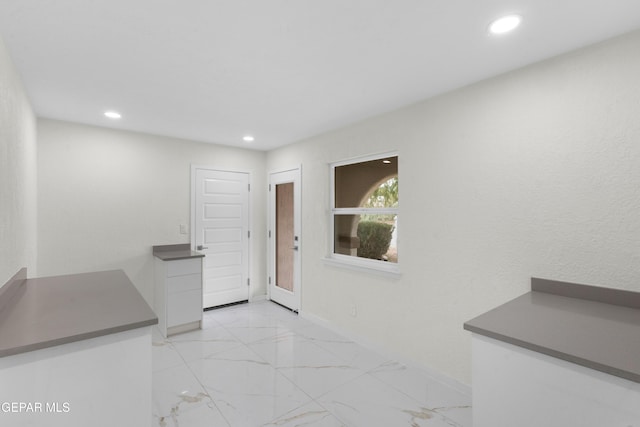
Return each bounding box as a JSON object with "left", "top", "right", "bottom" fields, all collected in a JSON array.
[
  {"left": 197, "top": 245, "right": 208, "bottom": 250},
  {"left": 292, "top": 246, "right": 299, "bottom": 251}
]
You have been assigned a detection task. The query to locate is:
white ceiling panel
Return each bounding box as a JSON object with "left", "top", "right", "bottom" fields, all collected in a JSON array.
[{"left": 1, "top": 0, "right": 639, "bottom": 150}]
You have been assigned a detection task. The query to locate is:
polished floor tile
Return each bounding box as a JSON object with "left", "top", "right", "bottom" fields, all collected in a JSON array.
[
  {"left": 189, "top": 345, "right": 312, "bottom": 427},
  {"left": 370, "top": 362, "right": 472, "bottom": 426},
  {"left": 152, "top": 328, "right": 186, "bottom": 373},
  {"left": 262, "top": 401, "right": 347, "bottom": 427},
  {"left": 152, "top": 364, "right": 228, "bottom": 426},
  {"left": 169, "top": 326, "right": 242, "bottom": 363},
  {"left": 152, "top": 301, "right": 472, "bottom": 426},
  {"left": 316, "top": 374, "right": 460, "bottom": 427}
]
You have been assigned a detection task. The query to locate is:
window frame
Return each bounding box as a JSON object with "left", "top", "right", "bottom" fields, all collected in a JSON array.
[{"left": 327, "top": 151, "right": 400, "bottom": 275}]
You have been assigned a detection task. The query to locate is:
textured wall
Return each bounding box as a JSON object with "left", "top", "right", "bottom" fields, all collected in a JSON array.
[
  {"left": 0, "top": 37, "right": 37, "bottom": 284},
  {"left": 37, "top": 119, "right": 267, "bottom": 305},
  {"left": 267, "top": 30, "right": 640, "bottom": 385}
]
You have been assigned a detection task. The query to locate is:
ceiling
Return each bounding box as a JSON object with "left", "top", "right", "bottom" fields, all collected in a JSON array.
[{"left": 1, "top": 1, "right": 639, "bottom": 151}]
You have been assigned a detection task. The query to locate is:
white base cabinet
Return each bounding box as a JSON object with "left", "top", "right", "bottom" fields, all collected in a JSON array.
[
  {"left": 0, "top": 327, "right": 152, "bottom": 427},
  {"left": 154, "top": 257, "right": 202, "bottom": 337},
  {"left": 472, "top": 335, "right": 640, "bottom": 427}
]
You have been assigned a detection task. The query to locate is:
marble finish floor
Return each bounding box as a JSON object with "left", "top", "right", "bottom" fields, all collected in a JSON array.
[{"left": 152, "top": 301, "right": 472, "bottom": 426}]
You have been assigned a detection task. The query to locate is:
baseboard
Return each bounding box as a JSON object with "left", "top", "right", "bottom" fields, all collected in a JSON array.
[
  {"left": 167, "top": 320, "right": 201, "bottom": 336},
  {"left": 298, "top": 309, "right": 472, "bottom": 397}
]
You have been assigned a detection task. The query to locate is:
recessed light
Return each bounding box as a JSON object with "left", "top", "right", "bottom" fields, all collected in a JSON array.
[
  {"left": 489, "top": 15, "right": 522, "bottom": 35},
  {"left": 104, "top": 111, "right": 122, "bottom": 119},
  {"left": 243, "top": 135, "right": 255, "bottom": 142},
  {"left": 382, "top": 160, "right": 391, "bottom": 164}
]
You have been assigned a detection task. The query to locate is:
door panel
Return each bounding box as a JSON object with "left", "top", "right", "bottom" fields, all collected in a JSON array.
[
  {"left": 206, "top": 274, "right": 242, "bottom": 292},
  {"left": 204, "top": 228, "right": 242, "bottom": 244},
  {"left": 208, "top": 252, "right": 242, "bottom": 268},
  {"left": 269, "top": 168, "right": 301, "bottom": 311},
  {"left": 193, "top": 168, "right": 250, "bottom": 308},
  {"left": 205, "top": 204, "right": 242, "bottom": 219}
]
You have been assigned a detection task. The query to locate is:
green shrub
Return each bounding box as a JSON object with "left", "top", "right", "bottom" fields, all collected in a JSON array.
[{"left": 357, "top": 221, "right": 394, "bottom": 260}]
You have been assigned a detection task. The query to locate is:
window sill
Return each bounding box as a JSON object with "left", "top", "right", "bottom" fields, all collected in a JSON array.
[{"left": 322, "top": 257, "right": 402, "bottom": 279}]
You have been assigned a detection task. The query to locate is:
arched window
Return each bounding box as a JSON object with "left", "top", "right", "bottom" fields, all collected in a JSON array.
[{"left": 330, "top": 153, "right": 399, "bottom": 272}]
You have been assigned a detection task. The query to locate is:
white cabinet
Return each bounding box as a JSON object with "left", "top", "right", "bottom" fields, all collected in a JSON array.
[
  {"left": 154, "top": 257, "right": 202, "bottom": 337},
  {"left": 0, "top": 268, "right": 155, "bottom": 427},
  {"left": 472, "top": 335, "right": 640, "bottom": 427},
  {"left": 0, "top": 327, "right": 152, "bottom": 427}
]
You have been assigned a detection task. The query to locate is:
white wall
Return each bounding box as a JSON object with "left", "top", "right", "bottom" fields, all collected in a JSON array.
[
  {"left": 267, "top": 30, "right": 640, "bottom": 385},
  {"left": 0, "top": 37, "right": 37, "bottom": 284},
  {"left": 37, "top": 119, "right": 267, "bottom": 305}
]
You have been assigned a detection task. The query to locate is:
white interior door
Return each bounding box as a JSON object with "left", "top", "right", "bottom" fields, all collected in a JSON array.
[
  {"left": 192, "top": 167, "right": 250, "bottom": 308},
  {"left": 269, "top": 167, "right": 301, "bottom": 311}
]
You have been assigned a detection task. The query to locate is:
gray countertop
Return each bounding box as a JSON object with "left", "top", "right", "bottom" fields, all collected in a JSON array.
[
  {"left": 0, "top": 269, "right": 158, "bottom": 358},
  {"left": 464, "top": 278, "right": 640, "bottom": 383},
  {"left": 153, "top": 243, "right": 205, "bottom": 261}
]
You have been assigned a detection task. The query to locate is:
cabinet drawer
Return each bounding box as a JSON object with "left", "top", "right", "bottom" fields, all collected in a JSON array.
[
  {"left": 166, "top": 258, "right": 201, "bottom": 277},
  {"left": 167, "top": 289, "right": 202, "bottom": 327},
  {"left": 167, "top": 273, "right": 201, "bottom": 294}
]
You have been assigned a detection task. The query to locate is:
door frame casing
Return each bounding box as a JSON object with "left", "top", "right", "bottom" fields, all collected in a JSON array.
[
  {"left": 268, "top": 165, "right": 302, "bottom": 311},
  {"left": 190, "top": 165, "right": 252, "bottom": 303}
]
